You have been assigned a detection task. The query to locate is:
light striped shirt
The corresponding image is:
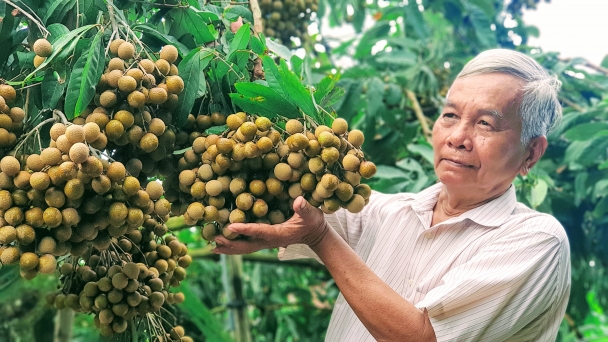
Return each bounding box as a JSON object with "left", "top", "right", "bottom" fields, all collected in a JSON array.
[{"left": 279, "top": 182, "right": 571, "bottom": 341}]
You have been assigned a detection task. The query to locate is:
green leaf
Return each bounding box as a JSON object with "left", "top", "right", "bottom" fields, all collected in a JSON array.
[
  {"left": 374, "top": 50, "right": 417, "bottom": 66},
  {"left": 593, "top": 179, "right": 608, "bottom": 199},
  {"left": 46, "top": 23, "right": 70, "bottom": 43},
  {"left": 168, "top": 8, "right": 218, "bottom": 45},
  {"left": 277, "top": 59, "right": 317, "bottom": 119},
  {"left": 406, "top": 143, "right": 434, "bottom": 165},
  {"left": 230, "top": 82, "right": 299, "bottom": 119},
  {"left": 564, "top": 122, "right": 608, "bottom": 141},
  {"left": 314, "top": 72, "right": 340, "bottom": 104},
  {"left": 205, "top": 124, "right": 228, "bottom": 135},
  {"left": 223, "top": 4, "right": 254, "bottom": 24},
  {"left": 465, "top": 3, "right": 497, "bottom": 48},
  {"left": 41, "top": 69, "right": 66, "bottom": 109},
  {"left": 64, "top": 32, "right": 104, "bottom": 119},
  {"left": 367, "top": 77, "right": 384, "bottom": 118},
  {"left": 43, "top": 0, "right": 76, "bottom": 25},
  {"left": 530, "top": 179, "right": 548, "bottom": 209},
  {"left": 266, "top": 38, "right": 292, "bottom": 60},
  {"left": 262, "top": 55, "right": 287, "bottom": 99},
  {"left": 132, "top": 24, "right": 191, "bottom": 57},
  {"left": 174, "top": 48, "right": 204, "bottom": 127},
  {"left": 250, "top": 34, "right": 266, "bottom": 55},
  {"left": 371, "top": 165, "right": 410, "bottom": 179},
  {"left": 599, "top": 159, "right": 608, "bottom": 170},
  {"left": 592, "top": 196, "right": 608, "bottom": 219},
  {"left": 228, "top": 23, "right": 251, "bottom": 58},
  {"left": 291, "top": 55, "right": 304, "bottom": 79},
  {"left": 404, "top": 1, "right": 429, "bottom": 39}
]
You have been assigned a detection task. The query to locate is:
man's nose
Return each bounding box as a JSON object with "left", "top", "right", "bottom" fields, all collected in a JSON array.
[{"left": 446, "top": 123, "right": 472, "bottom": 151}]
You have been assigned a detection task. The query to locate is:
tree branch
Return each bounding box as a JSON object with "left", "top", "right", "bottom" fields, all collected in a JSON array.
[
  {"left": 405, "top": 90, "right": 432, "bottom": 142},
  {"left": 249, "top": 0, "right": 264, "bottom": 35}
]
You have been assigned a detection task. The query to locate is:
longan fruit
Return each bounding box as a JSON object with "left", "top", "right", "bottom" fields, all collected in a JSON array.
[
  {"left": 139, "top": 58, "right": 155, "bottom": 73},
  {"left": 123, "top": 176, "right": 140, "bottom": 196},
  {"left": 287, "top": 133, "right": 309, "bottom": 151},
  {"left": 331, "top": 118, "right": 348, "bottom": 135},
  {"left": 229, "top": 178, "right": 247, "bottom": 195},
  {"left": 165, "top": 75, "right": 184, "bottom": 94},
  {"left": 1, "top": 246, "right": 20, "bottom": 264},
  {"left": 268, "top": 210, "right": 286, "bottom": 224},
  {"left": 249, "top": 180, "right": 266, "bottom": 197},
  {"left": 285, "top": 119, "right": 303, "bottom": 134},
  {"left": 117, "top": 41, "right": 135, "bottom": 60},
  {"left": 38, "top": 236, "right": 57, "bottom": 254},
  {"left": 45, "top": 187, "right": 66, "bottom": 207},
  {"left": 106, "top": 162, "right": 126, "bottom": 182},
  {"left": 345, "top": 194, "right": 365, "bottom": 213},
  {"left": 108, "top": 57, "right": 125, "bottom": 71},
  {"left": 145, "top": 181, "right": 163, "bottom": 200},
  {"left": 148, "top": 118, "right": 165, "bottom": 136},
  {"left": 347, "top": 129, "right": 365, "bottom": 147},
  {"left": 335, "top": 182, "right": 354, "bottom": 202},
  {"left": 255, "top": 116, "right": 272, "bottom": 131},
  {"left": 25, "top": 207, "right": 44, "bottom": 227},
  {"left": 125, "top": 68, "right": 143, "bottom": 82},
  {"left": 0, "top": 85, "right": 16, "bottom": 103},
  {"left": 9, "top": 107, "right": 25, "bottom": 123},
  {"left": 355, "top": 184, "right": 372, "bottom": 199},
  {"left": 109, "top": 39, "right": 125, "bottom": 56},
  {"left": 148, "top": 87, "right": 168, "bottom": 104},
  {"left": 19, "top": 252, "right": 38, "bottom": 271},
  {"left": 43, "top": 207, "right": 62, "bottom": 228},
  {"left": 118, "top": 76, "right": 137, "bottom": 93},
  {"left": 127, "top": 90, "right": 146, "bottom": 108},
  {"left": 160, "top": 44, "right": 179, "bottom": 63},
  {"left": 33, "top": 38, "right": 53, "bottom": 57},
  {"left": 4, "top": 207, "right": 23, "bottom": 226},
  {"left": 0, "top": 156, "right": 20, "bottom": 176},
  {"left": 68, "top": 142, "right": 89, "bottom": 164},
  {"left": 274, "top": 163, "right": 293, "bottom": 181},
  {"left": 0, "top": 225, "right": 17, "bottom": 244},
  {"left": 344, "top": 171, "right": 361, "bottom": 186},
  {"left": 82, "top": 122, "right": 101, "bottom": 143},
  {"left": 154, "top": 59, "right": 170, "bottom": 77},
  {"left": 13, "top": 171, "right": 31, "bottom": 189},
  {"left": 100, "top": 90, "right": 118, "bottom": 108},
  {"left": 64, "top": 178, "right": 85, "bottom": 199},
  {"left": 226, "top": 114, "right": 244, "bottom": 130},
  {"left": 205, "top": 179, "right": 223, "bottom": 197},
  {"left": 26, "top": 154, "right": 45, "bottom": 172},
  {"left": 252, "top": 199, "right": 268, "bottom": 217},
  {"left": 359, "top": 161, "right": 377, "bottom": 178},
  {"left": 38, "top": 254, "right": 57, "bottom": 274},
  {"left": 16, "top": 224, "right": 35, "bottom": 245},
  {"left": 235, "top": 192, "right": 254, "bottom": 211},
  {"left": 229, "top": 209, "right": 246, "bottom": 223},
  {"left": 321, "top": 147, "right": 340, "bottom": 164}
]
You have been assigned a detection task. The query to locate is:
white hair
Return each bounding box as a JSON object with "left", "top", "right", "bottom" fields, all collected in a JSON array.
[{"left": 455, "top": 49, "right": 562, "bottom": 145}]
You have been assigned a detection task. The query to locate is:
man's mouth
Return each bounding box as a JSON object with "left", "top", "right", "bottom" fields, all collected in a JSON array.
[{"left": 442, "top": 158, "right": 474, "bottom": 168}]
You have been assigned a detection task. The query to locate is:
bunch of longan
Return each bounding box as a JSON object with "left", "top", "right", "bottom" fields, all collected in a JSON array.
[
  {"left": 171, "top": 112, "right": 376, "bottom": 241},
  {"left": 79, "top": 42, "right": 191, "bottom": 180},
  {"left": 47, "top": 233, "right": 192, "bottom": 338},
  {"left": 0, "top": 84, "right": 24, "bottom": 151},
  {"left": 260, "top": 0, "right": 318, "bottom": 46}
]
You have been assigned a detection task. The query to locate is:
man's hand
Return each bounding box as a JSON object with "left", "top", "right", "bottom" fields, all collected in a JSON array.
[{"left": 213, "top": 196, "right": 329, "bottom": 255}]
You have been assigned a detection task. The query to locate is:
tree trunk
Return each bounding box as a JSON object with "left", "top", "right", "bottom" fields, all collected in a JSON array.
[{"left": 53, "top": 309, "right": 74, "bottom": 342}]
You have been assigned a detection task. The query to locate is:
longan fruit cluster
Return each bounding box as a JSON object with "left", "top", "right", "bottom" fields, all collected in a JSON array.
[
  {"left": 171, "top": 113, "right": 376, "bottom": 241},
  {"left": 32, "top": 38, "right": 53, "bottom": 68},
  {"left": 0, "top": 84, "right": 24, "bottom": 151},
  {"left": 47, "top": 232, "right": 192, "bottom": 338},
  {"left": 0, "top": 124, "right": 177, "bottom": 278},
  {"left": 260, "top": 0, "right": 318, "bottom": 46},
  {"left": 82, "top": 42, "right": 187, "bottom": 178}
]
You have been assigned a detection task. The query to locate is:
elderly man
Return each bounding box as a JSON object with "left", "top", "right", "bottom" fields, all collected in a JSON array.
[{"left": 214, "top": 49, "right": 571, "bottom": 341}]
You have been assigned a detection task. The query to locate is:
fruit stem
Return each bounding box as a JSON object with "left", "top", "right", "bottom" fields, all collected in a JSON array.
[
  {"left": 249, "top": 0, "right": 264, "bottom": 35},
  {"left": 405, "top": 89, "right": 432, "bottom": 143},
  {"left": 130, "top": 318, "right": 138, "bottom": 342},
  {"left": 3, "top": 0, "right": 50, "bottom": 36}
]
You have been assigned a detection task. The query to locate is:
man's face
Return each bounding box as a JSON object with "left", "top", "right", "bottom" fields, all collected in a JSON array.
[{"left": 432, "top": 73, "right": 529, "bottom": 194}]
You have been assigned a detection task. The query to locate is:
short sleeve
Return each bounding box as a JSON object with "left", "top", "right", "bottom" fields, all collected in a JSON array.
[{"left": 415, "top": 222, "right": 570, "bottom": 342}]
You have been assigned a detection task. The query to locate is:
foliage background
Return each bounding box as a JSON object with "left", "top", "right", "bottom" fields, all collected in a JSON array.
[{"left": 1, "top": 0, "right": 608, "bottom": 341}]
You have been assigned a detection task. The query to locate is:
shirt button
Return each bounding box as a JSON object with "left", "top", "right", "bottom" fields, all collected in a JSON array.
[
  {"left": 425, "top": 233, "right": 433, "bottom": 239},
  {"left": 408, "top": 279, "right": 414, "bottom": 285}
]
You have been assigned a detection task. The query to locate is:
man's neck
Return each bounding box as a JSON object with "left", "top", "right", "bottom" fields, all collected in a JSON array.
[{"left": 431, "top": 185, "right": 509, "bottom": 226}]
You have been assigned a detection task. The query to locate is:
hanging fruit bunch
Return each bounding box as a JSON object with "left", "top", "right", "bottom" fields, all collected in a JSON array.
[
  {"left": 259, "top": 0, "right": 318, "bottom": 47},
  {"left": 174, "top": 113, "right": 376, "bottom": 241}
]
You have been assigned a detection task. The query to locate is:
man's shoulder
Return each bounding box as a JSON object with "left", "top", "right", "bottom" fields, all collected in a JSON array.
[{"left": 506, "top": 202, "right": 569, "bottom": 244}]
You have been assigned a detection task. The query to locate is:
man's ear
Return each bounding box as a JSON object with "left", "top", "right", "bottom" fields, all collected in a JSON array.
[{"left": 520, "top": 136, "right": 548, "bottom": 176}]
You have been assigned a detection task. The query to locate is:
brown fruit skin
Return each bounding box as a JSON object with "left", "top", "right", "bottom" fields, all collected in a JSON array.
[
  {"left": 117, "top": 41, "right": 135, "bottom": 60},
  {"left": 359, "top": 161, "right": 377, "bottom": 178},
  {"left": 0, "top": 85, "right": 16, "bottom": 103},
  {"left": 148, "top": 87, "right": 168, "bottom": 104},
  {"left": 1, "top": 156, "right": 21, "bottom": 176},
  {"left": 33, "top": 55, "right": 46, "bottom": 68},
  {"left": 33, "top": 38, "right": 53, "bottom": 57},
  {"left": 109, "top": 39, "right": 125, "bottom": 56},
  {"left": 160, "top": 45, "right": 179, "bottom": 63},
  {"left": 165, "top": 75, "right": 184, "bottom": 94}
]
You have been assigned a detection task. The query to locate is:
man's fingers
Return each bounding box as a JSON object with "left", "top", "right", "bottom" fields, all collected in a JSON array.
[
  {"left": 213, "top": 238, "right": 266, "bottom": 254},
  {"left": 227, "top": 222, "right": 273, "bottom": 237}
]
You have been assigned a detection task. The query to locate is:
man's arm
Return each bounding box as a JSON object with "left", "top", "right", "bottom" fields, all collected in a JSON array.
[{"left": 213, "top": 197, "right": 436, "bottom": 342}]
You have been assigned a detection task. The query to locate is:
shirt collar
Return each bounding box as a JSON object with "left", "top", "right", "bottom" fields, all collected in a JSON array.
[{"left": 410, "top": 182, "right": 518, "bottom": 228}]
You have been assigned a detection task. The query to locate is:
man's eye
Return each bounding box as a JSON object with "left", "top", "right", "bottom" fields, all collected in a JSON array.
[
  {"left": 479, "top": 120, "right": 494, "bottom": 128},
  {"left": 443, "top": 113, "right": 456, "bottom": 119}
]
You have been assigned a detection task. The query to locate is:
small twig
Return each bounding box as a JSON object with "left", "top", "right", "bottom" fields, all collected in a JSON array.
[
  {"left": 559, "top": 95, "right": 584, "bottom": 112},
  {"left": 4, "top": 0, "right": 50, "bottom": 36},
  {"left": 105, "top": 0, "right": 119, "bottom": 36},
  {"left": 405, "top": 89, "right": 432, "bottom": 142},
  {"left": 249, "top": 0, "right": 263, "bottom": 35},
  {"left": 13, "top": 117, "right": 56, "bottom": 156}
]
